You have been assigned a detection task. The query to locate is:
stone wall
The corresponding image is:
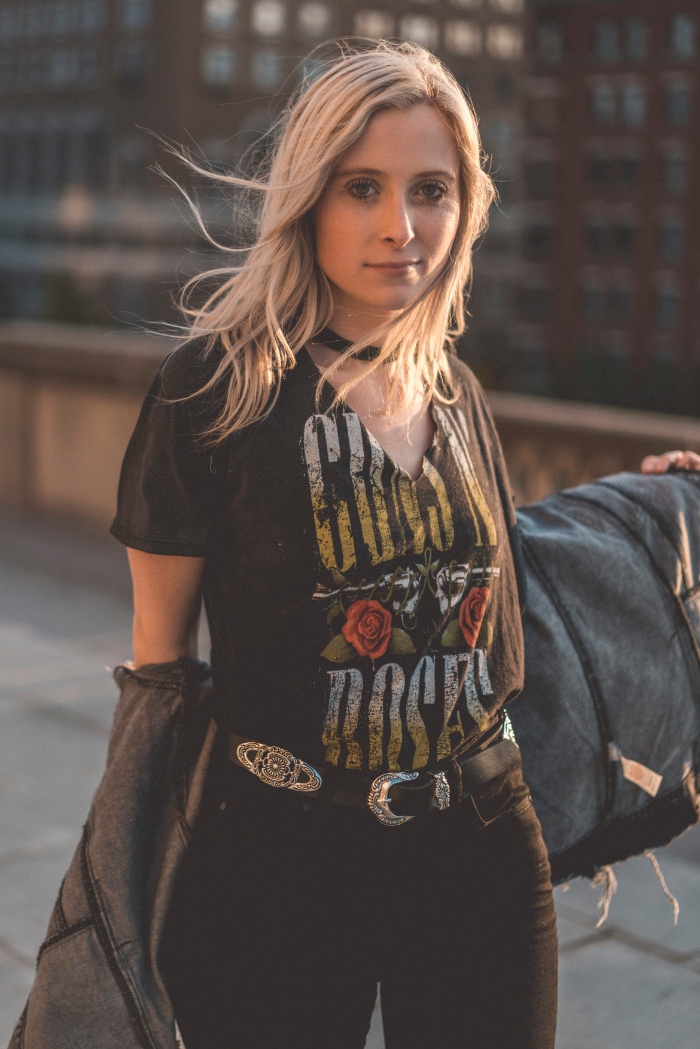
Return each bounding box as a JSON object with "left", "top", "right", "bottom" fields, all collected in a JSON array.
[{"left": 1, "top": 322, "right": 699, "bottom": 530}]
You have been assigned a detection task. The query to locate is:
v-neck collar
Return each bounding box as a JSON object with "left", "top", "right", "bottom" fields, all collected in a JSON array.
[{"left": 296, "top": 347, "right": 440, "bottom": 484}]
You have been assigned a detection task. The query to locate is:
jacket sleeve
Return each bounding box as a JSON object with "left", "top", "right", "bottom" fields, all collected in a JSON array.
[{"left": 8, "top": 658, "right": 216, "bottom": 1049}]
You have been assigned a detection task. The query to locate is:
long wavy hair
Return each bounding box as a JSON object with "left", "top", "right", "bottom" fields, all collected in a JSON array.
[{"left": 175, "top": 38, "right": 496, "bottom": 442}]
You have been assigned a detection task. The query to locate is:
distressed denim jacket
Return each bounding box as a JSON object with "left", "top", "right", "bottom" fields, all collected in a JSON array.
[
  {"left": 9, "top": 658, "right": 217, "bottom": 1049},
  {"left": 9, "top": 471, "right": 700, "bottom": 1048}
]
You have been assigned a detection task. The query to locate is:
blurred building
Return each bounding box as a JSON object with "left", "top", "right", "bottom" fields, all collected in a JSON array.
[
  {"left": 0, "top": 0, "right": 527, "bottom": 334},
  {"left": 519, "top": 1, "right": 700, "bottom": 412}
]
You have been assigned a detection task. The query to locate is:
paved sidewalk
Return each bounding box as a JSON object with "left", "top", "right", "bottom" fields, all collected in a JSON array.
[{"left": 1, "top": 509, "right": 699, "bottom": 1048}]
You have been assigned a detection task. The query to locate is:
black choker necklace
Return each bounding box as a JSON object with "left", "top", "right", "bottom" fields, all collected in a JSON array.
[{"left": 312, "top": 326, "right": 384, "bottom": 362}]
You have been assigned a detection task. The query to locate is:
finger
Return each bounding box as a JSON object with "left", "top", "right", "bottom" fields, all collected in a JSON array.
[
  {"left": 674, "top": 451, "right": 700, "bottom": 472},
  {"left": 641, "top": 450, "right": 700, "bottom": 473},
  {"left": 640, "top": 454, "right": 672, "bottom": 473}
]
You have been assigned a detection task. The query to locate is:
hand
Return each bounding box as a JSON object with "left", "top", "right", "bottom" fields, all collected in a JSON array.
[{"left": 641, "top": 450, "right": 700, "bottom": 473}]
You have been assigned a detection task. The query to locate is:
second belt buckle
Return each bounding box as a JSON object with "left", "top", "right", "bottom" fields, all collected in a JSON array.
[
  {"left": 367, "top": 771, "right": 419, "bottom": 826},
  {"left": 367, "top": 769, "right": 452, "bottom": 826}
]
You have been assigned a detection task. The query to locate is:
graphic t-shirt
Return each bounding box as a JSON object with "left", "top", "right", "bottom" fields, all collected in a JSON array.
[{"left": 111, "top": 341, "right": 524, "bottom": 773}]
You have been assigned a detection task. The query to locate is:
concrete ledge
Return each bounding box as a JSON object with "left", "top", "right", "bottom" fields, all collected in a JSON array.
[
  {"left": 0, "top": 321, "right": 172, "bottom": 390},
  {"left": 488, "top": 389, "right": 700, "bottom": 446},
  {"left": 1, "top": 321, "right": 699, "bottom": 523}
]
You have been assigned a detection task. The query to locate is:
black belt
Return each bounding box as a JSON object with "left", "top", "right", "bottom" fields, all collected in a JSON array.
[{"left": 226, "top": 727, "right": 521, "bottom": 827}]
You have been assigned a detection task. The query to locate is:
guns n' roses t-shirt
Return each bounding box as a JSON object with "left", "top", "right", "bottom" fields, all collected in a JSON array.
[{"left": 111, "top": 341, "right": 524, "bottom": 773}]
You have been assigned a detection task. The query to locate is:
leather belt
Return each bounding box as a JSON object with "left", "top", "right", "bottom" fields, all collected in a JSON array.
[{"left": 226, "top": 726, "right": 521, "bottom": 827}]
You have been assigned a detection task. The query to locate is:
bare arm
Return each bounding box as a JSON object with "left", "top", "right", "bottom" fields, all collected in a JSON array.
[{"left": 127, "top": 549, "right": 206, "bottom": 668}]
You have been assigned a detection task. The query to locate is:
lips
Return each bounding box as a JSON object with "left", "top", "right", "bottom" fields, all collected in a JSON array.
[{"left": 365, "top": 261, "right": 420, "bottom": 271}]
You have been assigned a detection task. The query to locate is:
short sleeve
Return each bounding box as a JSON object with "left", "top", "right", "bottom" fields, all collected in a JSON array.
[{"left": 110, "top": 342, "right": 223, "bottom": 556}]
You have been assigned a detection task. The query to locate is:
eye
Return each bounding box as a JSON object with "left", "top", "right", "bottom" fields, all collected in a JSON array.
[
  {"left": 418, "top": 180, "right": 450, "bottom": 202},
  {"left": 347, "top": 178, "right": 377, "bottom": 202}
]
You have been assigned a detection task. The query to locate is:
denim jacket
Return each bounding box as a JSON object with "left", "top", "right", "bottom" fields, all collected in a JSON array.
[
  {"left": 9, "top": 659, "right": 217, "bottom": 1049},
  {"left": 9, "top": 472, "right": 700, "bottom": 1048},
  {"left": 511, "top": 471, "right": 700, "bottom": 884}
]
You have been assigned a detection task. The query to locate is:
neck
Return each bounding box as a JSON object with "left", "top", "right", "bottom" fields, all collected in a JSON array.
[{"left": 327, "top": 307, "right": 400, "bottom": 345}]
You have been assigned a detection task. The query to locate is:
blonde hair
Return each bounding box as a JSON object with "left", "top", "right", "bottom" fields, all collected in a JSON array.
[{"left": 177, "top": 38, "right": 496, "bottom": 442}]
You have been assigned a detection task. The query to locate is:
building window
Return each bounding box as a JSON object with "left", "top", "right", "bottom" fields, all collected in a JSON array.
[
  {"left": 582, "top": 284, "right": 605, "bottom": 323},
  {"left": 0, "top": 52, "right": 15, "bottom": 93},
  {"left": 528, "top": 95, "right": 559, "bottom": 134},
  {"left": 584, "top": 218, "right": 605, "bottom": 255},
  {"left": 486, "top": 24, "right": 523, "bottom": 60},
  {"left": 494, "top": 73, "right": 515, "bottom": 102},
  {"left": 666, "top": 80, "right": 692, "bottom": 127},
  {"left": 621, "top": 82, "right": 646, "bottom": 128},
  {"left": 520, "top": 285, "right": 549, "bottom": 323},
  {"left": 298, "top": 3, "right": 331, "bottom": 38},
  {"left": 625, "top": 17, "right": 648, "bottom": 61},
  {"left": 82, "top": 1, "right": 107, "bottom": 34},
  {"left": 117, "top": 41, "right": 147, "bottom": 86},
  {"left": 656, "top": 287, "right": 680, "bottom": 329},
  {"left": 49, "top": 47, "right": 80, "bottom": 88},
  {"left": 116, "top": 138, "right": 146, "bottom": 192},
  {"left": 489, "top": 0, "right": 523, "bottom": 13},
  {"left": 354, "top": 11, "right": 395, "bottom": 37},
  {"left": 586, "top": 154, "right": 609, "bottom": 191},
  {"left": 251, "top": 0, "right": 285, "bottom": 36},
  {"left": 400, "top": 16, "right": 439, "bottom": 49},
  {"left": 54, "top": 2, "right": 78, "bottom": 36},
  {"left": 613, "top": 221, "right": 636, "bottom": 257},
  {"left": 15, "top": 50, "right": 36, "bottom": 91},
  {"left": 444, "top": 20, "right": 481, "bottom": 56},
  {"left": 202, "top": 44, "right": 236, "bottom": 86},
  {"left": 26, "top": 4, "right": 46, "bottom": 38},
  {"left": 663, "top": 151, "right": 687, "bottom": 196},
  {"left": 81, "top": 46, "right": 101, "bottom": 87},
  {"left": 660, "top": 217, "right": 684, "bottom": 262},
  {"left": 251, "top": 48, "right": 284, "bottom": 88},
  {"left": 523, "top": 223, "right": 551, "bottom": 260},
  {"left": 0, "top": 8, "right": 19, "bottom": 43},
  {"left": 534, "top": 20, "right": 562, "bottom": 64},
  {"left": 122, "top": 0, "right": 151, "bottom": 31},
  {"left": 524, "top": 158, "right": 555, "bottom": 199},
  {"left": 609, "top": 286, "right": 633, "bottom": 324},
  {"left": 590, "top": 83, "right": 616, "bottom": 126},
  {"left": 84, "top": 127, "right": 107, "bottom": 190},
  {"left": 670, "top": 13, "right": 696, "bottom": 59},
  {"left": 203, "top": 0, "right": 239, "bottom": 32},
  {"left": 594, "top": 18, "right": 619, "bottom": 62},
  {"left": 483, "top": 280, "right": 510, "bottom": 317},
  {"left": 618, "top": 155, "right": 640, "bottom": 192}
]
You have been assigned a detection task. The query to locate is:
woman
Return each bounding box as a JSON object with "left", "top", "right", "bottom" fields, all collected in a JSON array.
[{"left": 111, "top": 40, "right": 556, "bottom": 1049}]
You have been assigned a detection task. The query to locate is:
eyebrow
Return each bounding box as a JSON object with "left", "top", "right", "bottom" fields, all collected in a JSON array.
[{"left": 333, "top": 167, "right": 458, "bottom": 180}]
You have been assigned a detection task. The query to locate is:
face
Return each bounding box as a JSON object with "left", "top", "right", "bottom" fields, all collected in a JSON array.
[{"left": 312, "top": 103, "right": 461, "bottom": 338}]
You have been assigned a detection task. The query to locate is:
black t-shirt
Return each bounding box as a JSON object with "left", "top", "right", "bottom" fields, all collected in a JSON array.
[{"left": 111, "top": 340, "right": 524, "bottom": 772}]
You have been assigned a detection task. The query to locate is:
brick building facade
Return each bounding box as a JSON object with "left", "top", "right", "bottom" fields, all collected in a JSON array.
[
  {"left": 0, "top": 0, "right": 527, "bottom": 337},
  {"left": 519, "top": 0, "right": 700, "bottom": 411}
]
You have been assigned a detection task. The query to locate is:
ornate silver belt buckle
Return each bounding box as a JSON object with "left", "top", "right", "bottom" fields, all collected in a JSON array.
[
  {"left": 367, "top": 771, "right": 419, "bottom": 827},
  {"left": 236, "top": 741, "right": 322, "bottom": 792},
  {"left": 430, "top": 770, "right": 451, "bottom": 811}
]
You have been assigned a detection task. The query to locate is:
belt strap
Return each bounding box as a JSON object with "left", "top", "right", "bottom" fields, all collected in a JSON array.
[
  {"left": 226, "top": 731, "right": 521, "bottom": 821},
  {"left": 326, "top": 738, "right": 521, "bottom": 817}
]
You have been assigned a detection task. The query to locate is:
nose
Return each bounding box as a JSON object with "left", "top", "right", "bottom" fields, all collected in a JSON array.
[{"left": 379, "top": 194, "right": 415, "bottom": 248}]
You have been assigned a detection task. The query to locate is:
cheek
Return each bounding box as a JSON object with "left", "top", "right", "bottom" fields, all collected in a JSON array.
[{"left": 426, "top": 208, "right": 461, "bottom": 264}]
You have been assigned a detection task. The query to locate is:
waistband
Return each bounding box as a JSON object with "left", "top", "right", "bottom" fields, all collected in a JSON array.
[{"left": 225, "top": 720, "right": 521, "bottom": 827}]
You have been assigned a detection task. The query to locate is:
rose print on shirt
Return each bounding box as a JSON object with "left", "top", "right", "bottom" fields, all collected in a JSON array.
[
  {"left": 458, "top": 586, "right": 491, "bottom": 648},
  {"left": 342, "top": 599, "right": 393, "bottom": 659}
]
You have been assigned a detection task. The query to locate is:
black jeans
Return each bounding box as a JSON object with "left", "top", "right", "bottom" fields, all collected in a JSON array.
[{"left": 161, "top": 752, "right": 558, "bottom": 1049}]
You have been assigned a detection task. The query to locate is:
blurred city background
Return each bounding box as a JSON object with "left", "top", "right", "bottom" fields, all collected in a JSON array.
[{"left": 1, "top": 2, "right": 700, "bottom": 1047}]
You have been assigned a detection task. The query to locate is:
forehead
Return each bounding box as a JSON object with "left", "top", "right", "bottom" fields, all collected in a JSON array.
[{"left": 334, "top": 103, "right": 460, "bottom": 173}]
